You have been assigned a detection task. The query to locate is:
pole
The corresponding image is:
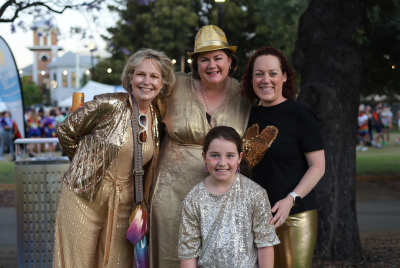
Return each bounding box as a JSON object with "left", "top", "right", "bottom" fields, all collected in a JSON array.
[
  {"left": 91, "top": 50, "right": 95, "bottom": 81},
  {"left": 217, "top": 3, "right": 224, "bottom": 28},
  {"left": 181, "top": 56, "right": 185, "bottom": 72}
]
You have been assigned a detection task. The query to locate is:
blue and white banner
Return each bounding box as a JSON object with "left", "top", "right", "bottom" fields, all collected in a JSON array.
[{"left": 0, "top": 36, "right": 25, "bottom": 138}]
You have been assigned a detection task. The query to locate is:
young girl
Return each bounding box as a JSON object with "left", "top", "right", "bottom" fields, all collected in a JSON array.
[{"left": 178, "top": 126, "right": 279, "bottom": 268}]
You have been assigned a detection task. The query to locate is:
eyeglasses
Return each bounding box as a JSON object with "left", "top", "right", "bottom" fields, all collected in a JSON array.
[{"left": 139, "top": 114, "right": 147, "bottom": 144}]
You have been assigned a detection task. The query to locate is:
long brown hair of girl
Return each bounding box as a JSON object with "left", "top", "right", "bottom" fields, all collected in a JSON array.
[{"left": 203, "top": 126, "right": 252, "bottom": 179}]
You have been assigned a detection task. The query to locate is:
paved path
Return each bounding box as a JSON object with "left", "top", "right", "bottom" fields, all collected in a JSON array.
[
  {"left": 356, "top": 182, "right": 400, "bottom": 239},
  {"left": 1, "top": 182, "right": 400, "bottom": 267}
]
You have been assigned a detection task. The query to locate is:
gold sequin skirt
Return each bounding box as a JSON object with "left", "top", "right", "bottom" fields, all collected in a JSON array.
[
  {"left": 53, "top": 178, "right": 135, "bottom": 268},
  {"left": 274, "top": 209, "right": 317, "bottom": 268}
]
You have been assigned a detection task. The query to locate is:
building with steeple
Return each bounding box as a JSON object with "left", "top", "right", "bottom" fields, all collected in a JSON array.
[{"left": 20, "top": 21, "right": 97, "bottom": 105}]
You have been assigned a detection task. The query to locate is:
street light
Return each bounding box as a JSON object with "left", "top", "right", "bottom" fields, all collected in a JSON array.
[
  {"left": 87, "top": 42, "right": 97, "bottom": 80},
  {"left": 215, "top": 0, "right": 225, "bottom": 28},
  {"left": 107, "top": 68, "right": 112, "bottom": 73}
]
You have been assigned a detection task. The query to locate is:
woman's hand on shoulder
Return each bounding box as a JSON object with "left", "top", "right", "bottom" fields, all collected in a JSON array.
[{"left": 270, "top": 195, "right": 294, "bottom": 228}]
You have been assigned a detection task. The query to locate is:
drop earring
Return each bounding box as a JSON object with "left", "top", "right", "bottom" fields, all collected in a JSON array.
[
  {"left": 236, "top": 163, "right": 240, "bottom": 173},
  {"left": 205, "top": 164, "right": 209, "bottom": 174}
]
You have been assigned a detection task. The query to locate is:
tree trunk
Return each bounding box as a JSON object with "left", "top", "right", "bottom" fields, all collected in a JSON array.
[{"left": 292, "top": 0, "right": 366, "bottom": 263}]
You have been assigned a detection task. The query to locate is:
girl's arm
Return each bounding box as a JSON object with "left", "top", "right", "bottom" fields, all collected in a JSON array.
[
  {"left": 270, "top": 150, "right": 325, "bottom": 227},
  {"left": 258, "top": 246, "right": 274, "bottom": 268},
  {"left": 181, "top": 258, "right": 198, "bottom": 268}
]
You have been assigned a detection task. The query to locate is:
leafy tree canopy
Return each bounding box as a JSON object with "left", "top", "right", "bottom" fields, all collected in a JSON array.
[
  {"left": 21, "top": 76, "right": 43, "bottom": 105},
  {"left": 362, "top": 0, "right": 400, "bottom": 100},
  {"left": 94, "top": 0, "right": 308, "bottom": 85}
]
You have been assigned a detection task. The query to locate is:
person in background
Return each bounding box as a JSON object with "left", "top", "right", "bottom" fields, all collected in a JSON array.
[
  {"left": 27, "top": 109, "right": 42, "bottom": 157},
  {"left": 40, "top": 109, "right": 57, "bottom": 156},
  {"left": 365, "top": 105, "right": 373, "bottom": 146},
  {"left": 357, "top": 104, "right": 369, "bottom": 152},
  {"left": 55, "top": 108, "right": 67, "bottom": 127},
  {"left": 371, "top": 103, "right": 383, "bottom": 148},
  {"left": 0, "top": 111, "right": 15, "bottom": 161},
  {"left": 380, "top": 103, "right": 393, "bottom": 145}
]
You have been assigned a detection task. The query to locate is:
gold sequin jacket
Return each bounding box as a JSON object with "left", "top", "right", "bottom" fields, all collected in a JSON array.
[{"left": 56, "top": 92, "right": 161, "bottom": 204}]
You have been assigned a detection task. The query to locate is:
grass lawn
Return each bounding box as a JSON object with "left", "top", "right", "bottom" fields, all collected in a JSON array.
[
  {"left": 0, "top": 161, "right": 15, "bottom": 184},
  {"left": 356, "top": 128, "right": 400, "bottom": 176}
]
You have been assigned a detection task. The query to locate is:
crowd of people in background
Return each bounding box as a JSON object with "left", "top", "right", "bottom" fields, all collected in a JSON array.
[
  {"left": 357, "top": 102, "right": 399, "bottom": 151},
  {"left": 0, "top": 107, "right": 70, "bottom": 161}
]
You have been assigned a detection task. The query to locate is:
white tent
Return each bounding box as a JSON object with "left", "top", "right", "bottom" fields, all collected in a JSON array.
[{"left": 58, "top": 81, "right": 120, "bottom": 107}]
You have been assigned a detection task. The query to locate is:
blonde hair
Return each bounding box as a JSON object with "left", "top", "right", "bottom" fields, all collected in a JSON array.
[{"left": 121, "top": 48, "right": 176, "bottom": 97}]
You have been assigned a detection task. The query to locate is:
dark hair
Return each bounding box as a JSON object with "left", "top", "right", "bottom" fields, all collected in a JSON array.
[
  {"left": 241, "top": 46, "right": 296, "bottom": 104},
  {"left": 203, "top": 126, "right": 252, "bottom": 178},
  {"left": 49, "top": 109, "right": 57, "bottom": 117},
  {"left": 191, "top": 49, "right": 238, "bottom": 80}
]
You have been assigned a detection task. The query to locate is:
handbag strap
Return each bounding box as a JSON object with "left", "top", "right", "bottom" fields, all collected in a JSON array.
[{"left": 129, "top": 93, "right": 145, "bottom": 204}]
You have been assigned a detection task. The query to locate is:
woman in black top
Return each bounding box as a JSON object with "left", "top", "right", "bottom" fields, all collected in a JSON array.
[{"left": 241, "top": 46, "right": 325, "bottom": 268}]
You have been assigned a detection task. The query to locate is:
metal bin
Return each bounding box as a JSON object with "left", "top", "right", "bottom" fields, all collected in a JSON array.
[{"left": 14, "top": 138, "right": 70, "bottom": 268}]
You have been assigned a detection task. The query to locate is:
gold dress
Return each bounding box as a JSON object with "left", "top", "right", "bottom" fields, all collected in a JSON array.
[
  {"left": 53, "top": 93, "right": 160, "bottom": 268},
  {"left": 150, "top": 72, "right": 252, "bottom": 268}
]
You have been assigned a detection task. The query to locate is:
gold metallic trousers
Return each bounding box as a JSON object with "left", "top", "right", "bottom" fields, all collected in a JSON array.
[
  {"left": 53, "top": 179, "right": 135, "bottom": 268},
  {"left": 274, "top": 209, "right": 317, "bottom": 268}
]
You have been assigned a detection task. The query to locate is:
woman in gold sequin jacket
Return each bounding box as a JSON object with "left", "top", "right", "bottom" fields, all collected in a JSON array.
[{"left": 53, "top": 49, "right": 175, "bottom": 268}]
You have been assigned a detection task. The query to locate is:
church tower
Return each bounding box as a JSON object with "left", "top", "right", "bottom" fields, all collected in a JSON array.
[{"left": 27, "top": 20, "right": 61, "bottom": 93}]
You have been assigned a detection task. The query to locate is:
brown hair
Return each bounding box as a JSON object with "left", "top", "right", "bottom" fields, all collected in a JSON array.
[
  {"left": 191, "top": 49, "right": 238, "bottom": 80},
  {"left": 241, "top": 46, "right": 296, "bottom": 104},
  {"left": 203, "top": 126, "right": 252, "bottom": 179}
]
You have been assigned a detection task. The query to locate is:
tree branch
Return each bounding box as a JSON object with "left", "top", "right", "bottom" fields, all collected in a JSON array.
[{"left": 0, "top": 0, "right": 102, "bottom": 23}]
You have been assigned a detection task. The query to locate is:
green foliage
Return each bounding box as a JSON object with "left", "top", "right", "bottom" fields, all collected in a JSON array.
[
  {"left": 21, "top": 76, "right": 43, "bottom": 106},
  {"left": 95, "top": 0, "right": 308, "bottom": 84},
  {"left": 93, "top": 0, "right": 198, "bottom": 85},
  {"left": 361, "top": 0, "right": 400, "bottom": 98},
  {"left": 352, "top": 29, "right": 367, "bottom": 46},
  {"left": 81, "top": 73, "right": 89, "bottom": 87}
]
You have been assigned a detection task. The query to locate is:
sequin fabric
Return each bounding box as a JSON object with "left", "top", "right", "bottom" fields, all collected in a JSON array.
[
  {"left": 242, "top": 124, "right": 279, "bottom": 169},
  {"left": 53, "top": 93, "right": 160, "bottom": 267},
  {"left": 56, "top": 93, "right": 160, "bottom": 203},
  {"left": 178, "top": 174, "right": 280, "bottom": 267},
  {"left": 150, "top": 72, "right": 252, "bottom": 268}
]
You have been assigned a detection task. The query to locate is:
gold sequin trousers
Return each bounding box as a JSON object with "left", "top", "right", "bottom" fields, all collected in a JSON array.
[{"left": 53, "top": 178, "right": 135, "bottom": 268}]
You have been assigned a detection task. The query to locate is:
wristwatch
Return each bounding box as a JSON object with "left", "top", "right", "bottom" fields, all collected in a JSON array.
[{"left": 288, "top": 192, "right": 302, "bottom": 206}]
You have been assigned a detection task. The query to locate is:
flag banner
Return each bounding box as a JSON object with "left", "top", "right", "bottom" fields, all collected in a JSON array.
[{"left": 0, "top": 36, "right": 25, "bottom": 138}]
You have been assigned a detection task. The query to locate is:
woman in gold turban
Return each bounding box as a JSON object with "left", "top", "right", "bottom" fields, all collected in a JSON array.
[
  {"left": 52, "top": 49, "right": 175, "bottom": 268},
  {"left": 149, "top": 25, "right": 252, "bottom": 267}
]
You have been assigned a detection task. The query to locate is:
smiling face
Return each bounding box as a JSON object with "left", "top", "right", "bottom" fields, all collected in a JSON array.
[
  {"left": 197, "top": 50, "right": 232, "bottom": 85},
  {"left": 130, "top": 59, "right": 164, "bottom": 105},
  {"left": 252, "top": 55, "right": 287, "bottom": 107},
  {"left": 202, "top": 138, "right": 243, "bottom": 184}
]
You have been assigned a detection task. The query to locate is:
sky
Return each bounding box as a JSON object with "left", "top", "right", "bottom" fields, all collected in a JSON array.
[{"left": 0, "top": 6, "right": 118, "bottom": 70}]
